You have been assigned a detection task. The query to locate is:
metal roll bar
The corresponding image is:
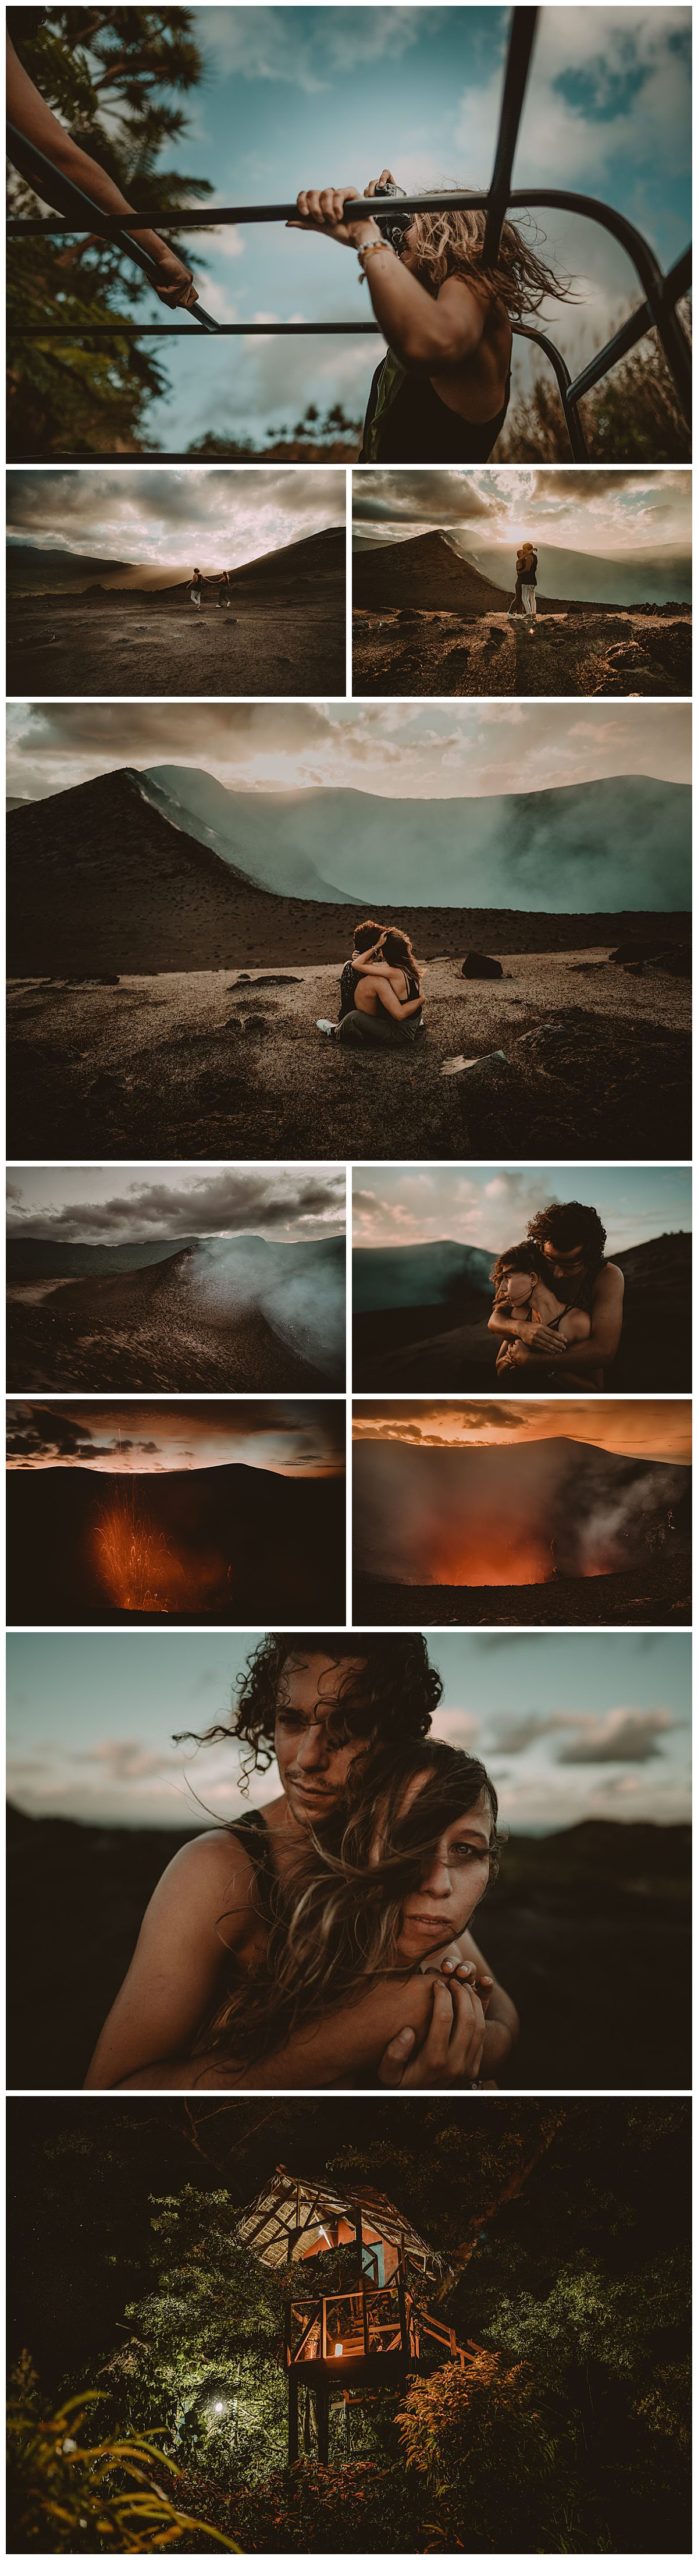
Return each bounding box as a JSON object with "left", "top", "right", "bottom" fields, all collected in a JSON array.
[{"left": 7, "top": 6, "right": 692, "bottom": 458}]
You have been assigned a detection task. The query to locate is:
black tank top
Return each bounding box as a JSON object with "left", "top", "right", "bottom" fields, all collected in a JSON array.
[
  {"left": 360, "top": 352, "right": 511, "bottom": 463},
  {"left": 227, "top": 1808, "right": 277, "bottom": 1926}
]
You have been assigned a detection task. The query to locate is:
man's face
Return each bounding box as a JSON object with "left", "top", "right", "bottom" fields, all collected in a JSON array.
[
  {"left": 542, "top": 1237, "right": 586, "bottom": 1284},
  {"left": 274, "top": 1650, "right": 372, "bottom": 1827}
]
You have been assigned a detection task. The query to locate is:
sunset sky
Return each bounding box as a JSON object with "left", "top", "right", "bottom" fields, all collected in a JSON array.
[
  {"left": 352, "top": 1401, "right": 692, "bottom": 1465},
  {"left": 354, "top": 467, "right": 692, "bottom": 557},
  {"left": 6, "top": 1629, "right": 690, "bottom": 1833},
  {"left": 45, "top": 4, "right": 689, "bottom": 451},
  {"left": 353, "top": 1166, "right": 692, "bottom": 1255},
  {"left": 7, "top": 698, "right": 689, "bottom": 806},
  {"left": 7, "top": 1402, "right": 345, "bottom": 1477},
  {"left": 7, "top": 466, "right": 344, "bottom": 573},
  {"left": 7, "top": 1165, "right": 345, "bottom": 1248}
]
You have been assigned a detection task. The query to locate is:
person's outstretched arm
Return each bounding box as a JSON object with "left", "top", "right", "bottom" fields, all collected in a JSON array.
[
  {"left": 289, "top": 173, "right": 488, "bottom": 371},
  {"left": 7, "top": 34, "right": 198, "bottom": 305}
]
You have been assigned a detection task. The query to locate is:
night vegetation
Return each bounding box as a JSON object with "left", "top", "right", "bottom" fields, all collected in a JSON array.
[{"left": 7, "top": 2099, "right": 690, "bottom": 2553}]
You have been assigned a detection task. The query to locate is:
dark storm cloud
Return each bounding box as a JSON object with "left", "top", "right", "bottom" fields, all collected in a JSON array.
[
  {"left": 5, "top": 1406, "right": 148, "bottom": 1466},
  {"left": 353, "top": 466, "right": 689, "bottom": 534},
  {"left": 6, "top": 466, "right": 344, "bottom": 565},
  {"left": 7, "top": 1166, "right": 345, "bottom": 1246},
  {"left": 354, "top": 470, "right": 491, "bottom": 528},
  {"left": 353, "top": 1401, "right": 526, "bottom": 1435},
  {"left": 6, "top": 1406, "right": 97, "bottom": 1463},
  {"left": 6, "top": 1399, "right": 346, "bottom": 1474},
  {"left": 12, "top": 698, "right": 337, "bottom": 764}
]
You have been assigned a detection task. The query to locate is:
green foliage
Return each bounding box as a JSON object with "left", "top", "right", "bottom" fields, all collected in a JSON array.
[
  {"left": 485, "top": 2252, "right": 690, "bottom": 2389},
  {"left": 7, "top": 2352, "right": 240, "bottom": 2551},
  {"left": 235, "top": 2456, "right": 419, "bottom": 2553},
  {"left": 7, "top": 7, "right": 211, "bottom": 454},
  {"left": 498, "top": 319, "right": 691, "bottom": 461},
  {"left": 109, "top": 2189, "right": 287, "bottom": 2488},
  {"left": 397, "top": 2351, "right": 560, "bottom": 2550}
]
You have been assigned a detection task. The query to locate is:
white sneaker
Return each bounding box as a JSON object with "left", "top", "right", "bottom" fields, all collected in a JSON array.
[{"left": 317, "top": 1018, "right": 337, "bottom": 1037}]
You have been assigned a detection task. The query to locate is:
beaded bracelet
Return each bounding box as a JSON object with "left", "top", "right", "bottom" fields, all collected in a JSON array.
[{"left": 358, "top": 239, "right": 396, "bottom": 272}]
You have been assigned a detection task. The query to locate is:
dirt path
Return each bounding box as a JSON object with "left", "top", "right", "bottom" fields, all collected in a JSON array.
[
  {"left": 7, "top": 594, "right": 345, "bottom": 698},
  {"left": 352, "top": 607, "right": 691, "bottom": 698},
  {"left": 7, "top": 955, "right": 690, "bottom": 1161}
]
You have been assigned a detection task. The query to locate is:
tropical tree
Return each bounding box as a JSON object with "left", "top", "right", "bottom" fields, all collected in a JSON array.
[{"left": 7, "top": 8, "right": 211, "bottom": 455}]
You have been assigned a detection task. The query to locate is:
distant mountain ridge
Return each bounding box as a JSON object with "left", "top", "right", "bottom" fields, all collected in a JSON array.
[
  {"left": 7, "top": 525, "right": 344, "bottom": 598},
  {"left": 140, "top": 766, "right": 358, "bottom": 905},
  {"left": 7, "top": 765, "right": 690, "bottom": 973},
  {"left": 353, "top": 526, "right": 692, "bottom": 611}
]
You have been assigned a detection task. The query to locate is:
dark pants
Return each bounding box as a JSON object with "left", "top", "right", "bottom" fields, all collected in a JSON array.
[{"left": 339, "top": 1011, "right": 424, "bottom": 1050}]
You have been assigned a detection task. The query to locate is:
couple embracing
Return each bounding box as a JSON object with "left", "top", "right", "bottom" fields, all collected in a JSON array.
[
  {"left": 87, "top": 1635, "right": 517, "bottom": 2093},
  {"left": 319, "top": 918, "right": 426, "bottom": 1051}
]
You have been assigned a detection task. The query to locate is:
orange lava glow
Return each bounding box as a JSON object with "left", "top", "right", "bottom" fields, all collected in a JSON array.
[
  {"left": 432, "top": 1534, "right": 553, "bottom": 1588},
  {"left": 432, "top": 1536, "right": 616, "bottom": 1576},
  {"left": 92, "top": 1494, "right": 229, "bottom": 1615}
]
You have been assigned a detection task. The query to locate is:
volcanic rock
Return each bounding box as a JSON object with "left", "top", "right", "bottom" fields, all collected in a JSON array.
[{"left": 461, "top": 951, "right": 503, "bottom": 979}]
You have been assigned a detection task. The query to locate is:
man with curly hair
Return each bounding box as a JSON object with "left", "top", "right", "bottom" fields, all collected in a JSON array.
[
  {"left": 86, "top": 1633, "right": 517, "bottom": 2093},
  {"left": 493, "top": 1200, "right": 624, "bottom": 1387}
]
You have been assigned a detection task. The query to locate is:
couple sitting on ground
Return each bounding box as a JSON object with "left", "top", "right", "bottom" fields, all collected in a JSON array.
[
  {"left": 318, "top": 918, "right": 426, "bottom": 1050},
  {"left": 87, "top": 1634, "right": 517, "bottom": 2094},
  {"left": 488, "top": 1200, "right": 624, "bottom": 1389}
]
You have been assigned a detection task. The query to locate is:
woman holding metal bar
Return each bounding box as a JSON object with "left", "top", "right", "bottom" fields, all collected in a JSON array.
[
  {"left": 290, "top": 167, "right": 571, "bottom": 463},
  {"left": 7, "top": 16, "right": 199, "bottom": 308}
]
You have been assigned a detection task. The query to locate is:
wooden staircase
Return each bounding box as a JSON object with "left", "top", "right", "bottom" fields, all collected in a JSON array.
[{"left": 416, "top": 2309, "right": 476, "bottom": 2371}]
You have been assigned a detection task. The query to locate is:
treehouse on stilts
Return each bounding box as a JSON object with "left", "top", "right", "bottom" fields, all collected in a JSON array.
[{"left": 236, "top": 2164, "right": 474, "bottom": 2465}]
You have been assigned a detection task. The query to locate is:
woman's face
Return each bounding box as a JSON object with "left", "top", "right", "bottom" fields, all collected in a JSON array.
[
  {"left": 376, "top": 1773, "right": 493, "bottom": 1961},
  {"left": 503, "top": 1269, "right": 534, "bottom": 1307}
]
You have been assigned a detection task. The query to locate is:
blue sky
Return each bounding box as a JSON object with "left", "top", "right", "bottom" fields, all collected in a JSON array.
[
  {"left": 129, "top": 5, "right": 692, "bottom": 447},
  {"left": 353, "top": 1165, "right": 693, "bottom": 1254},
  {"left": 6, "top": 1629, "right": 690, "bottom": 1832}
]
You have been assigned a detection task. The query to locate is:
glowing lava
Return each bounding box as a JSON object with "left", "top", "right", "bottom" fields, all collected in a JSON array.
[
  {"left": 92, "top": 1491, "right": 229, "bottom": 1615},
  {"left": 432, "top": 1532, "right": 553, "bottom": 1587}
]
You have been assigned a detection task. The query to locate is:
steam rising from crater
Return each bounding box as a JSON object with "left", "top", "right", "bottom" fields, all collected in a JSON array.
[{"left": 353, "top": 1440, "right": 690, "bottom": 1589}]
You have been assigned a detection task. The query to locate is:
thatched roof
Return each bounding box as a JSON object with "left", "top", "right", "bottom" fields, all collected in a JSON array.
[{"left": 235, "top": 2164, "right": 442, "bottom": 2274}]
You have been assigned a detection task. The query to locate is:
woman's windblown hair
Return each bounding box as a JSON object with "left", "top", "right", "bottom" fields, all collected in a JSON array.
[
  {"left": 491, "top": 1242, "right": 547, "bottom": 1292},
  {"left": 408, "top": 200, "right": 576, "bottom": 318},
  {"left": 381, "top": 927, "right": 418, "bottom": 970},
  {"left": 201, "top": 1739, "right": 499, "bottom": 2073}
]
